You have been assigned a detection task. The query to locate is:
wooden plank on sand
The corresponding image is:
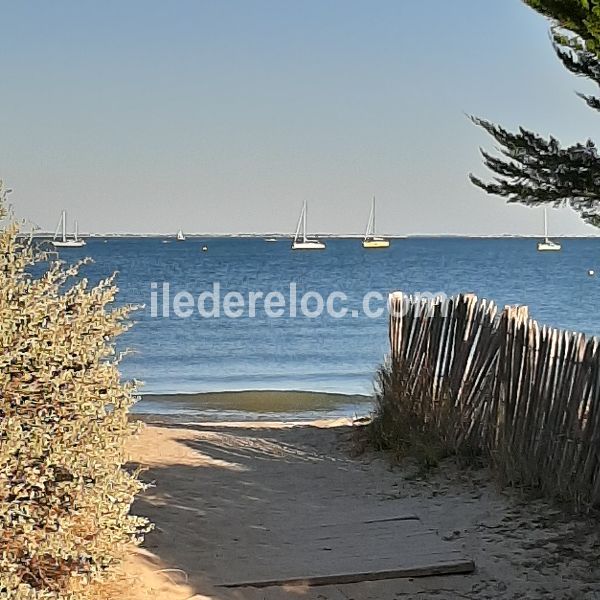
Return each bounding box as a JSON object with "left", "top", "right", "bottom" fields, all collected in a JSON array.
[
  {"left": 217, "top": 517, "right": 474, "bottom": 588},
  {"left": 219, "top": 559, "right": 476, "bottom": 588}
]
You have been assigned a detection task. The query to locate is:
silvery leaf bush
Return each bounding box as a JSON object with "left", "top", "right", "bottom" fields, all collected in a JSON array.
[{"left": 0, "top": 181, "right": 149, "bottom": 599}]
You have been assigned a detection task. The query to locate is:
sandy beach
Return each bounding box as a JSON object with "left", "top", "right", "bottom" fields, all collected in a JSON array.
[{"left": 113, "top": 417, "right": 600, "bottom": 600}]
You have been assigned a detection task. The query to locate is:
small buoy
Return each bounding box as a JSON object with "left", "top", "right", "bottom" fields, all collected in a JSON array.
[
  {"left": 202, "top": 245, "right": 208, "bottom": 252},
  {"left": 588, "top": 269, "right": 595, "bottom": 276}
]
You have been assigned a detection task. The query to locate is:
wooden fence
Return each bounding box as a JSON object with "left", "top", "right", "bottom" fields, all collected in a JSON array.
[{"left": 386, "top": 292, "right": 600, "bottom": 509}]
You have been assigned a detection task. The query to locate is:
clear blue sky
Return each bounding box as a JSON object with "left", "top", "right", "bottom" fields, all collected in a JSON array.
[{"left": 0, "top": 0, "right": 597, "bottom": 235}]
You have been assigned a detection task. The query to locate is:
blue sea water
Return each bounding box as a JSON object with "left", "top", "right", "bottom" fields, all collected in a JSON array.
[{"left": 56, "top": 237, "right": 600, "bottom": 397}]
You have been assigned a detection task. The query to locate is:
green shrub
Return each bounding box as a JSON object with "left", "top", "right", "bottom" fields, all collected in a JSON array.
[{"left": 0, "top": 181, "right": 148, "bottom": 599}]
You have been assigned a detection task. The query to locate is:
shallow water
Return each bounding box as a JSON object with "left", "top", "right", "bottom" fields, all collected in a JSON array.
[{"left": 133, "top": 391, "right": 370, "bottom": 421}]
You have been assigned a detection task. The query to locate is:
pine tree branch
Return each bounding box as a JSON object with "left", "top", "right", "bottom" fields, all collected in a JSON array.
[{"left": 470, "top": 118, "right": 600, "bottom": 226}]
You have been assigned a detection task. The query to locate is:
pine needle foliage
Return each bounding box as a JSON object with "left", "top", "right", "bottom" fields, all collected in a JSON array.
[
  {"left": 470, "top": 0, "right": 600, "bottom": 226},
  {"left": 525, "top": 0, "right": 600, "bottom": 53},
  {"left": 0, "top": 180, "right": 149, "bottom": 599}
]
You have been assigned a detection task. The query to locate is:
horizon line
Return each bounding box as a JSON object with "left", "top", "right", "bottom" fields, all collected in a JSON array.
[{"left": 22, "top": 232, "right": 600, "bottom": 239}]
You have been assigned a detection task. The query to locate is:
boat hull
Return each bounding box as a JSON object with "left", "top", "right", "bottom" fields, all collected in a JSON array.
[
  {"left": 363, "top": 239, "right": 390, "bottom": 249},
  {"left": 291, "top": 240, "right": 326, "bottom": 250},
  {"left": 52, "top": 240, "right": 86, "bottom": 248},
  {"left": 537, "top": 242, "right": 561, "bottom": 252}
]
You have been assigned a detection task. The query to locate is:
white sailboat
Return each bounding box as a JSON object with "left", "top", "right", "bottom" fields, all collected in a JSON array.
[
  {"left": 537, "top": 208, "right": 561, "bottom": 252},
  {"left": 362, "top": 196, "right": 390, "bottom": 249},
  {"left": 52, "top": 210, "right": 86, "bottom": 248},
  {"left": 176, "top": 229, "right": 186, "bottom": 241},
  {"left": 291, "top": 201, "right": 326, "bottom": 250}
]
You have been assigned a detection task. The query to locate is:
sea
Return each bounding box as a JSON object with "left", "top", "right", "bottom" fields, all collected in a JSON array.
[{"left": 52, "top": 236, "right": 600, "bottom": 419}]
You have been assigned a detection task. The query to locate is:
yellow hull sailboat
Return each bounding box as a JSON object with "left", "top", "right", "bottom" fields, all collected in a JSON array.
[
  {"left": 362, "top": 196, "right": 390, "bottom": 249},
  {"left": 363, "top": 238, "right": 390, "bottom": 249}
]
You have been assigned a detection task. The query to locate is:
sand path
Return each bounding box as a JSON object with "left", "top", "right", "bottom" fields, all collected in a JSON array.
[{"left": 117, "top": 419, "right": 600, "bottom": 599}]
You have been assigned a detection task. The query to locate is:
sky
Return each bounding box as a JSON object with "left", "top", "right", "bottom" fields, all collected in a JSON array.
[{"left": 0, "top": 0, "right": 598, "bottom": 236}]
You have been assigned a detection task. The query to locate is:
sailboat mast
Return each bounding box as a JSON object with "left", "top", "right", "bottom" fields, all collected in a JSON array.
[
  {"left": 74, "top": 220, "right": 79, "bottom": 241},
  {"left": 544, "top": 208, "right": 548, "bottom": 241},
  {"left": 293, "top": 203, "right": 303, "bottom": 243},
  {"left": 372, "top": 196, "right": 376, "bottom": 236},
  {"left": 365, "top": 197, "right": 375, "bottom": 240},
  {"left": 61, "top": 210, "right": 67, "bottom": 243},
  {"left": 303, "top": 200, "right": 307, "bottom": 242}
]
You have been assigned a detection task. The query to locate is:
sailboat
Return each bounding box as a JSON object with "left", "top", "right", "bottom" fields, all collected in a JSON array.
[
  {"left": 52, "top": 210, "right": 86, "bottom": 248},
  {"left": 537, "top": 208, "right": 561, "bottom": 252},
  {"left": 291, "top": 201, "right": 326, "bottom": 250},
  {"left": 362, "top": 196, "right": 390, "bottom": 249},
  {"left": 176, "top": 229, "right": 186, "bottom": 241}
]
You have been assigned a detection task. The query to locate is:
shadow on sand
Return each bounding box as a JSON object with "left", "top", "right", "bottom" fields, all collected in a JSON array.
[{"left": 128, "top": 420, "right": 359, "bottom": 599}]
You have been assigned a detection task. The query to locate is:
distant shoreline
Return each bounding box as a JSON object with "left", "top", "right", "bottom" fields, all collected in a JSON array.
[{"left": 23, "top": 233, "right": 600, "bottom": 240}]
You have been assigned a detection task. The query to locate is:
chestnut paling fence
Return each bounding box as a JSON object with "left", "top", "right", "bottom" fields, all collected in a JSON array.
[{"left": 386, "top": 292, "right": 600, "bottom": 508}]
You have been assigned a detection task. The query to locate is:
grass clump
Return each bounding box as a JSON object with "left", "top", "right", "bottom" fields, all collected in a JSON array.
[
  {"left": 369, "top": 361, "right": 478, "bottom": 473},
  {"left": 0, "top": 181, "right": 149, "bottom": 599}
]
